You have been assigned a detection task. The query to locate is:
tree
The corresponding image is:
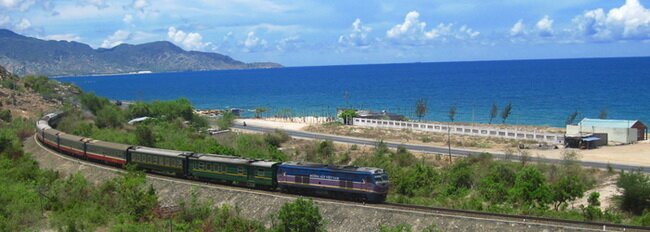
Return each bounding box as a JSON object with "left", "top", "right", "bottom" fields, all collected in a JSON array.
[
  {"left": 510, "top": 166, "right": 552, "bottom": 208},
  {"left": 255, "top": 107, "right": 267, "bottom": 118},
  {"left": 566, "top": 110, "right": 579, "bottom": 125},
  {"left": 489, "top": 103, "right": 498, "bottom": 124},
  {"left": 599, "top": 107, "right": 608, "bottom": 119},
  {"left": 415, "top": 98, "right": 428, "bottom": 121},
  {"left": 127, "top": 102, "right": 151, "bottom": 119},
  {"left": 583, "top": 192, "right": 603, "bottom": 220},
  {"left": 448, "top": 105, "right": 457, "bottom": 122},
  {"left": 80, "top": 92, "right": 111, "bottom": 115},
  {"left": 501, "top": 102, "right": 512, "bottom": 124},
  {"left": 316, "top": 140, "right": 335, "bottom": 161},
  {"left": 339, "top": 109, "right": 357, "bottom": 125},
  {"left": 551, "top": 175, "right": 586, "bottom": 210},
  {"left": 135, "top": 125, "right": 155, "bottom": 147},
  {"left": 275, "top": 197, "right": 324, "bottom": 232}
]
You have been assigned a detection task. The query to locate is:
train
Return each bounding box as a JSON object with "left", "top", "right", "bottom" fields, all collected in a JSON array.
[{"left": 36, "top": 113, "right": 390, "bottom": 203}]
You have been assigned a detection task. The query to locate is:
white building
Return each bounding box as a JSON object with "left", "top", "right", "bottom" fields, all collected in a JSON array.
[{"left": 566, "top": 118, "right": 647, "bottom": 145}]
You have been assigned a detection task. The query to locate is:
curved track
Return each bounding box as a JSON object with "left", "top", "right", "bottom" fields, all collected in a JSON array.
[{"left": 31, "top": 134, "right": 650, "bottom": 231}]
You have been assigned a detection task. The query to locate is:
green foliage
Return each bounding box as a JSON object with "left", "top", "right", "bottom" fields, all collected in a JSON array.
[
  {"left": 80, "top": 92, "right": 111, "bottom": 115},
  {"left": 23, "top": 75, "right": 58, "bottom": 100},
  {"left": 135, "top": 125, "right": 155, "bottom": 147},
  {"left": 489, "top": 103, "right": 498, "bottom": 124},
  {"left": 275, "top": 197, "right": 324, "bottom": 232},
  {"left": 255, "top": 107, "right": 267, "bottom": 118},
  {"left": 509, "top": 166, "right": 551, "bottom": 209},
  {"left": 480, "top": 163, "right": 516, "bottom": 203},
  {"left": 339, "top": 109, "right": 357, "bottom": 125},
  {"left": 127, "top": 102, "right": 151, "bottom": 119},
  {"left": 264, "top": 129, "right": 290, "bottom": 147},
  {"left": 617, "top": 170, "right": 650, "bottom": 215},
  {"left": 551, "top": 175, "right": 586, "bottom": 210},
  {"left": 149, "top": 98, "right": 194, "bottom": 121},
  {"left": 316, "top": 140, "right": 335, "bottom": 161},
  {"left": 415, "top": 98, "right": 427, "bottom": 121},
  {"left": 391, "top": 146, "right": 417, "bottom": 168},
  {"left": 448, "top": 104, "right": 456, "bottom": 122},
  {"left": 217, "top": 111, "right": 235, "bottom": 130},
  {"left": 566, "top": 110, "right": 579, "bottom": 125},
  {"left": 501, "top": 102, "right": 512, "bottom": 124},
  {"left": 380, "top": 223, "right": 412, "bottom": 232},
  {"left": 95, "top": 105, "right": 125, "bottom": 128},
  {"left": 0, "top": 109, "right": 11, "bottom": 122}
]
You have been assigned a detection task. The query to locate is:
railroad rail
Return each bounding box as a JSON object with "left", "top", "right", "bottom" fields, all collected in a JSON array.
[{"left": 31, "top": 134, "right": 650, "bottom": 231}]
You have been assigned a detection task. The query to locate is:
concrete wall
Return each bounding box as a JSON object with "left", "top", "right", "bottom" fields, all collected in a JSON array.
[
  {"left": 566, "top": 125, "right": 638, "bottom": 144},
  {"left": 353, "top": 118, "right": 564, "bottom": 144}
]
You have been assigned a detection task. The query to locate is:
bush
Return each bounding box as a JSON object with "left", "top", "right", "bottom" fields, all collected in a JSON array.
[
  {"left": 217, "top": 111, "right": 235, "bottom": 130},
  {"left": 135, "top": 125, "right": 155, "bottom": 147},
  {"left": 275, "top": 198, "right": 324, "bottom": 232},
  {"left": 264, "top": 130, "right": 290, "bottom": 147},
  {"left": 509, "top": 166, "right": 552, "bottom": 209},
  {"left": 80, "top": 92, "right": 111, "bottom": 115},
  {"left": 0, "top": 109, "right": 11, "bottom": 122},
  {"left": 95, "top": 106, "right": 124, "bottom": 128},
  {"left": 617, "top": 170, "right": 650, "bottom": 215}
]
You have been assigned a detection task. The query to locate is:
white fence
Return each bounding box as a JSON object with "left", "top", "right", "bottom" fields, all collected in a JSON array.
[{"left": 352, "top": 118, "right": 564, "bottom": 144}]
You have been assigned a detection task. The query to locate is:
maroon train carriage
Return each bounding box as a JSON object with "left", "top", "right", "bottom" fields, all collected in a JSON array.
[
  {"left": 56, "top": 132, "right": 86, "bottom": 158},
  {"left": 85, "top": 140, "right": 131, "bottom": 166}
]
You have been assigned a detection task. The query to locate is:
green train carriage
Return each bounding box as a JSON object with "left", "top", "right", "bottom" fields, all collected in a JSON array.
[
  {"left": 188, "top": 154, "right": 279, "bottom": 189},
  {"left": 128, "top": 146, "right": 192, "bottom": 176}
]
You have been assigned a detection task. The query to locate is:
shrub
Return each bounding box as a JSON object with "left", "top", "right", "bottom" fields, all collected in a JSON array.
[
  {"left": 217, "top": 111, "right": 235, "bottom": 130},
  {"left": 0, "top": 109, "right": 11, "bottom": 122},
  {"left": 275, "top": 197, "right": 324, "bottom": 232},
  {"left": 509, "top": 166, "right": 552, "bottom": 208},
  {"left": 617, "top": 170, "right": 650, "bottom": 215},
  {"left": 80, "top": 92, "right": 111, "bottom": 114},
  {"left": 95, "top": 106, "right": 124, "bottom": 128},
  {"left": 135, "top": 125, "right": 155, "bottom": 147},
  {"left": 264, "top": 129, "right": 290, "bottom": 147}
]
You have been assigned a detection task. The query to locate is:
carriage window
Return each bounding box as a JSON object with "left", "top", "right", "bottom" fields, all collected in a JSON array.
[
  {"left": 258, "top": 168, "right": 265, "bottom": 176},
  {"left": 237, "top": 167, "right": 244, "bottom": 173}
]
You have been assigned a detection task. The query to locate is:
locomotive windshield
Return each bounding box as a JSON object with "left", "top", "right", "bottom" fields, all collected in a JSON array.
[{"left": 374, "top": 174, "right": 389, "bottom": 183}]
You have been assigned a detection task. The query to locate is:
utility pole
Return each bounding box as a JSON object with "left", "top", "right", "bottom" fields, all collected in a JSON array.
[{"left": 448, "top": 122, "right": 452, "bottom": 164}]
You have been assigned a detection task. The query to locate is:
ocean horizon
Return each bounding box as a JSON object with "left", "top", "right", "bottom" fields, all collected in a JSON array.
[{"left": 58, "top": 56, "right": 650, "bottom": 127}]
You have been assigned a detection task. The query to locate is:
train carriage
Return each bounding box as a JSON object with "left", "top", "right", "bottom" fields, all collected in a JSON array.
[
  {"left": 42, "top": 128, "right": 59, "bottom": 148},
  {"left": 36, "top": 120, "right": 51, "bottom": 141},
  {"left": 250, "top": 161, "right": 279, "bottom": 189},
  {"left": 85, "top": 140, "right": 130, "bottom": 166},
  {"left": 188, "top": 154, "right": 252, "bottom": 186},
  {"left": 57, "top": 132, "right": 86, "bottom": 158},
  {"left": 277, "top": 162, "right": 389, "bottom": 202},
  {"left": 128, "top": 146, "right": 191, "bottom": 176}
]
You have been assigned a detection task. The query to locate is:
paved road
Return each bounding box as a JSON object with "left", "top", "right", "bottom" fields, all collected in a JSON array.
[{"left": 233, "top": 124, "right": 650, "bottom": 173}]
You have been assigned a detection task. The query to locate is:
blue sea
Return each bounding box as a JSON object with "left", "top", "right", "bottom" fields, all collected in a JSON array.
[{"left": 58, "top": 57, "right": 650, "bottom": 127}]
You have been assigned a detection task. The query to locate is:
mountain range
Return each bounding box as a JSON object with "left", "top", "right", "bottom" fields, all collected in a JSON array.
[{"left": 0, "top": 29, "right": 281, "bottom": 77}]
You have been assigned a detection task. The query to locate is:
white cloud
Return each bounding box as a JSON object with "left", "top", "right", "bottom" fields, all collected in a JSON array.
[
  {"left": 80, "top": 0, "right": 108, "bottom": 9},
  {"left": 338, "top": 18, "right": 372, "bottom": 48},
  {"left": 276, "top": 36, "right": 303, "bottom": 52},
  {"left": 0, "top": 0, "right": 20, "bottom": 8},
  {"left": 167, "top": 26, "right": 210, "bottom": 51},
  {"left": 0, "top": 15, "right": 9, "bottom": 26},
  {"left": 15, "top": 18, "right": 31, "bottom": 31},
  {"left": 123, "top": 14, "right": 133, "bottom": 24},
  {"left": 100, "top": 30, "right": 130, "bottom": 48},
  {"left": 242, "top": 31, "right": 267, "bottom": 52},
  {"left": 45, "top": 33, "right": 80, "bottom": 41},
  {"left": 573, "top": 0, "right": 650, "bottom": 41},
  {"left": 386, "top": 11, "right": 479, "bottom": 45},
  {"left": 132, "top": 0, "right": 147, "bottom": 11},
  {"left": 536, "top": 15, "right": 554, "bottom": 37},
  {"left": 510, "top": 19, "right": 525, "bottom": 37}
]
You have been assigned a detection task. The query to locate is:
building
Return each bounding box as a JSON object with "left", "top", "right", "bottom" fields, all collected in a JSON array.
[{"left": 566, "top": 118, "right": 647, "bottom": 144}]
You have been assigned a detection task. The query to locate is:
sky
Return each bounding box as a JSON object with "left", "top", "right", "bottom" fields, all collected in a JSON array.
[{"left": 1, "top": 0, "right": 650, "bottom": 66}]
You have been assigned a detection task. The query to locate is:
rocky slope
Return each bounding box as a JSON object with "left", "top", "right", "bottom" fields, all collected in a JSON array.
[{"left": 0, "top": 29, "right": 281, "bottom": 76}]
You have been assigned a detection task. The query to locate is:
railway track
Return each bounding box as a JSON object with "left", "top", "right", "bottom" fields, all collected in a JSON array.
[{"left": 31, "top": 135, "right": 650, "bottom": 231}]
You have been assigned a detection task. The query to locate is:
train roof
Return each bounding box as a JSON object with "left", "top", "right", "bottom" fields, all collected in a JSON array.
[
  {"left": 279, "top": 162, "right": 385, "bottom": 174},
  {"left": 86, "top": 139, "right": 132, "bottom": 150},
  {"left": 57, "top": 132, "right": 85, "bottom": 141},
  {"left": 130, "top": 146, "right": 191, "bottom": 157},
  {"left": 37, "top": 120, "right": 51, "bottom": 130},
  {"left": 192, "top": 153, "right": 251, "bottom": 165},
  {"left": 43, "top": 128, "right": 60, "bottom": 136},
  {"left": 250, "top": 160, "right": 280, "bottom": 168}
]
